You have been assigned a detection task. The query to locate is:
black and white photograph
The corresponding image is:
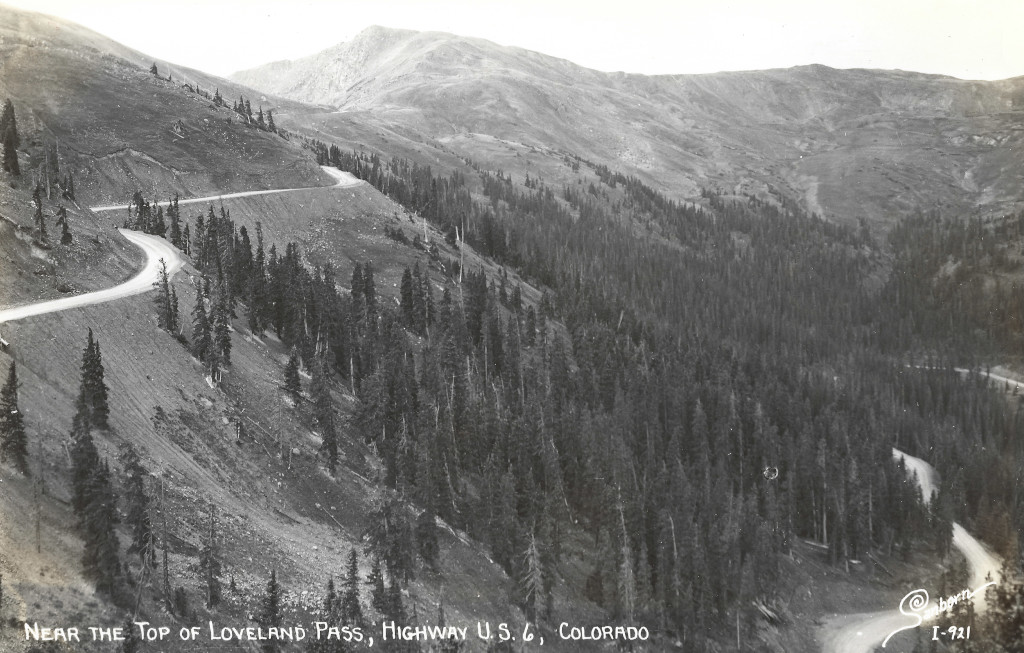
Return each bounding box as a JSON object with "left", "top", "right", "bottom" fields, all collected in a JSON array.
[{"left": 0, "top": 1, "right": 1023, "bottom": 651}]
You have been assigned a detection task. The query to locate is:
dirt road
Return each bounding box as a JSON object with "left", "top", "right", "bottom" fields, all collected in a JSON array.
[
  {"left": 89, "top": 166, "right": 362, "bottom": 212},
  {"left": 820, "top": 449, "right": 1000, "bottom": 653},
  {"left": 0, "top": 229, "right": 183, "bottom": 324}
]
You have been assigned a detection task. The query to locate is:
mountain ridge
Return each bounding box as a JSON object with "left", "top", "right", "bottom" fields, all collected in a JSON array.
[{"left": 230, "top": 25, "right": 1024, "bottom": 229}]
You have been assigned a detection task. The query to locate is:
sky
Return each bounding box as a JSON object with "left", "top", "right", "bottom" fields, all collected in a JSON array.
[{"left": 4, "top": 0, "right": 1023, "bottom": 80}]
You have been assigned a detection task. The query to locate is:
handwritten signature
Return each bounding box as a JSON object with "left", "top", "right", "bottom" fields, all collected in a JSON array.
[{"left": 882, "top": 581, "right": 995, "bottom": 647}]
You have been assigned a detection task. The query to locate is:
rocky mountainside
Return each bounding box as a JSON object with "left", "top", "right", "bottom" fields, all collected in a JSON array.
[{"left": 234, "top": 26, "right": 1024, "bottom": 228}]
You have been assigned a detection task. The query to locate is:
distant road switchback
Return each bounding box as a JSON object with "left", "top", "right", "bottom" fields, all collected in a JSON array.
[
  {"left": 89, "top": 166, "right": 362, "bottom": 212},
  {"left": 820, "top": 449, "right": 1000, "bottom": 653}
]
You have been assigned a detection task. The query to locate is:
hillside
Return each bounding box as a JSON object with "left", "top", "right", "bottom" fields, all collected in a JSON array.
[
  {"left": 0, "top": 4, "right": 330, "bottom": 206},
  {"left": 233, "top": 25, "right": 1024, "bottom": 229},
  {"left": 0, "top": 5, "right": 569, "bottom": 652}
]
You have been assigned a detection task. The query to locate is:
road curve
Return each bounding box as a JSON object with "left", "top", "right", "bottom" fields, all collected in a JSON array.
[
  {"left": 0, "top": 230, "right": 183, "bottom": 325},
  {"left": 1, "top": 166, "right": 360, "bottom": 325},
  {"left": 89, "top": 166, "right": 362, "bottom": 212},
  {"left": 820, "top": 449, "right": 1001, "bottom": 653}
]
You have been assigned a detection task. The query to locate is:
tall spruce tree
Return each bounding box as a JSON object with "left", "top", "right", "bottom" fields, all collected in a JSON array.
[
  {"left": 117, "top": 443, "right": 154, "bottom": 564},
  {"left": 213, "top": 282, "right": 232, "bottom": 365},
  {"left": 257, "top": 569, "right": 282, "bottom": 653},
  {"left": 56, "top": 205, "right": 72, "bottom": 245},
  {"left": 0, "top": 362, "right": 29, "bottom": 475},
  {"left": 75, "top": 329, "right": 110, "bottom": 431},
  {"left": 308, "top": 579, "right": 338, "bottom": 653},
  {"left": 33, "top": 183, "right": 47, "bottom": 242},
  {"left": 367, "top": 555, "right": 387, "bottom": 618},
  {"left": 81, "top": 460, "right": 122, "bottom": 597},
  {"left": 168, "top": 196, "right": 182, "bottom": 248},
  {"left": 69, "top": 394, "right": 100, "bottom": 519},
  {"left": 191, "top": 285, "right": 212, "bottom": 362},
  {"left": 341, "top": 548, "right": 365, "bottom": 628},
  {"left": 284, "top": 348, "right": 301, "bottom": 402},
  {"left": 198, "top": 502, "right": 222, "bottom": 608},
  {"left": 87, "top": 332, "right": 110, "bottom": 429},
  {"left": 312, "top": 352, "right": 337, "bottom": 474},
  {"left": 153, "top": 258, "right": 177, "bottom": 332},
  {"left": 1, "top": 99, "right": 20, "bottom": 176}
]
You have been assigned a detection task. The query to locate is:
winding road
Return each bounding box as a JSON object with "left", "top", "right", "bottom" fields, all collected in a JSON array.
[
  {"left": 89, "top": 166, "right": 362, "bottom": 212},
  {"left": 0, "top": 166, "right": 360, "bottom": 325},
  {"left": 820, "top": 449, "right": 1001, "bottom": 653},
  {"left": 0, "top": 230, "right": 183, "bottom": 325}
]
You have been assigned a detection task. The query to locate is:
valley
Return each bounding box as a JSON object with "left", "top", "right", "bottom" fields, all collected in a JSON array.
[{"left": 1, "top": 5, "right": 1024, "bottom": 653}]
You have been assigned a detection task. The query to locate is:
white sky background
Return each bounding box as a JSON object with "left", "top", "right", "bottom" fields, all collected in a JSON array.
[{"left": 4, "top": 0, "right": 1023, "bottom": 80}]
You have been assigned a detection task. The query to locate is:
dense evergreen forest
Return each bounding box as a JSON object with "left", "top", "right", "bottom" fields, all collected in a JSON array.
[
  {"left": 27, "top": 114, "right": 1020, "bottom": 649},
  {"left": 103, "top": 136, "right": 1024, "bottom": 650}
]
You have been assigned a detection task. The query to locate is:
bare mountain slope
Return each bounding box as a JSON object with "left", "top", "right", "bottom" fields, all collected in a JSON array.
[
  {"left": 0, "top": 4, "right": 330, "bottom": 205},
  {"left": 233, "top": 26, "right": 1024, "bottom": 228}
]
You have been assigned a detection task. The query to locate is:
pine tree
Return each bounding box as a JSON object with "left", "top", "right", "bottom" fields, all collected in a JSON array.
[
  {"left": 153, "top": 258, "right": 176, "bottom": 331},
  {"left": 1, "top": 99, "right": 20, "bottom": 176},
  {"left": 170, "top": 287, "right": 179, "bottom": 333},
  {"left": 520, "top": 531, "right": 544, "bottom": 624},
  {"left": 400, "top": 267, "right": 415, "bottom": 327},
  {"left": 435, "top": 598, "right": 463, "bottom": 653},
  {"left": 0, "top": 362, "right": 29, "bottom": 475},
  {"left": 56, "top": 205, "right": 72, "bottom": 244},
  {"left": 33, "top": 183, "right": 47, "bottom": 241},
  {"left": 198, "top": 502, "right": 222, "bottom": 608},
  {"left": 69, "top": 396, "right": 100, "bottom": 519},
  {"left": 257, "top": 569, "right": 282, "bottom": 653},
  {"left": 267, "top": 109, "right": 276, "bottom": 133},
  {"left": 117, "top": 443, "right": 154, "bottom": 564},
  {"left": 412, "top": 263, "right": 428, "bottom": 335},
  {"left": 213, "top": 282, "right": 232, "bottom": 365},
  {"left": 363, "top": 262, "right": 377, "bottom": 318},
  {"left": 312, "top": 352, "right": 337, "bottom": 474},
  {"left": 191, "top": 285, "right": 212, "bottom": 362},
  {"left": 168, "top": 196, "right": 182, "bottom": 248},
  {"left": 309, "top": 579, "right": 338, "bottom": 653},
  {"left": 284, "top": 348, "right": 301, "bottom": 401},
  {"left": 415, "top": 503, "right": 439, "bottom": 571},
  {"left": 89, "top": 336, "right": 110, "bottom": 429},
  {"left": 368, "top": 555, "right": 388, "bottom": 617},
  {"left": 341, "top": 548, "right": 365, "bottom": 627},
  {"left": 150, "top": 63, "right": 158, "bottom": 75},
  {"left": 0, "top": 99, "right": 18, "bottom": 149},
  {"left": 74, "top": 330, "right": 110, "bottom": 431},
  {"left": 81, "top": 460, "right": 122, "bottom": 597},
  {"left": 182, "top": 223, "right": 191, "bottom": 257}
]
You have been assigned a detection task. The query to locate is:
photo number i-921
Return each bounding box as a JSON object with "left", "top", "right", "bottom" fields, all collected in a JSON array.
[{"left": 933, "top": 626, "right": 970, "bottom": 641}]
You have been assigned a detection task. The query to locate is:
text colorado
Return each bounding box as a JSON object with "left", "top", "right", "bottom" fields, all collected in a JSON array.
[{"left": 558, "top": 623, "right": 649, "bottom": 641}]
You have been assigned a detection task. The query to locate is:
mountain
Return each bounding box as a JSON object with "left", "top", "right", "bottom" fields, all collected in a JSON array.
[
  {"left": 234, "top": 25, "right": 1024, "bottom": 228},
  {"left": 5, "top": 7, "right": 1024, "bottom": 653}
]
